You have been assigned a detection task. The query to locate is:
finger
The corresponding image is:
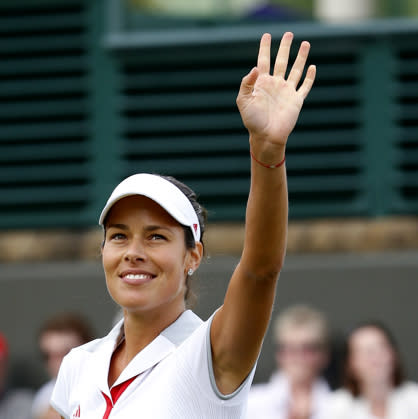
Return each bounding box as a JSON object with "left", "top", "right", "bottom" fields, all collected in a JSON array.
[
  {"left": 273, "top": 31, "right": 293, "bottom": 78},
  {"left": 298, "top": 64, "right": 316, "bottom": 99},
  {"left": 257, "top": 33, "right": 271, "bottom": 75},
  {"left": 237, "top": 67, "right": 259, "bottom": 103},
  {"left": 287, "top": 41, "right": 311, "bottom": 87}
]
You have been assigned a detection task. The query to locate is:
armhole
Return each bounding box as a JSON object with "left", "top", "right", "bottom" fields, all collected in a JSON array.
[{"left": 205, "top": 313, "right": 256, "bottom": 401}]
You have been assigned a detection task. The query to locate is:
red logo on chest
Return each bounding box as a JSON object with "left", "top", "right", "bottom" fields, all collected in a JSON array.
[{"left": 72, "top": 405, "right": 81, "bottom": 418}]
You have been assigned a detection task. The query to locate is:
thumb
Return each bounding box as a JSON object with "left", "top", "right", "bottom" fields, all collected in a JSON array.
[{"left": 237, "top": 67, "right": 259, "bottom": 102}]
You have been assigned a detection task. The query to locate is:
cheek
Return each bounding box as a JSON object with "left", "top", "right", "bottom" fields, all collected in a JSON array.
[
  {"left": 102, "top": 245, "right": 121, "bottom": 281},
  {"left": 350, "top": 354, "right": 368, "bottom": 376},
  {"left": 162, "top": 245, "right": 188, "bottom": 273}
]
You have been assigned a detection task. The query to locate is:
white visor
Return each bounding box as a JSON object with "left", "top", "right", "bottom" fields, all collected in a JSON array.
[{"left": 99, "top": 173, "right": 201, "bottom": 242}]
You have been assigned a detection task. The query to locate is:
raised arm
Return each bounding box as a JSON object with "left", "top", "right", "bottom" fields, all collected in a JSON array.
[{"left": 210, "top": 32, "right": 316, "bottom": 394}]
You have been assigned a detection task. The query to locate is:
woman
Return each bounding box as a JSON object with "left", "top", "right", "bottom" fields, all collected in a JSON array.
[
  {"left": 50, "top": 32, "right": 316, "bottom": 418},
  {"left": 326, "top": 322, "right": 418, "bottom": 419}
]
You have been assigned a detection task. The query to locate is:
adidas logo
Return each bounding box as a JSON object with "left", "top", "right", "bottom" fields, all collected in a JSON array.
[{"left": 72, "top": 405, "right": 81, "bottom": 418}]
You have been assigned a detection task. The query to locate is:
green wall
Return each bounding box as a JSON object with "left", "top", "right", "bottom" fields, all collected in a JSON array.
[{"left": 1, "top": 0, "right": 418, "bottom": 229}]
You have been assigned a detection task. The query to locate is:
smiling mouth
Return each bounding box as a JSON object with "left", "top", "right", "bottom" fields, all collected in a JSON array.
[
  {"left": 125, "top": 274, "right": 153, "bottom": 280},
  {"left": 120, "top": 273, "right": 156, "bottom": 285}
]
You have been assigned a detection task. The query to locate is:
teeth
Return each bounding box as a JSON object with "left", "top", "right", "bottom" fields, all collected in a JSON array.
[{"left": 125, "top": 274, "right": 152, "bottom": 280}]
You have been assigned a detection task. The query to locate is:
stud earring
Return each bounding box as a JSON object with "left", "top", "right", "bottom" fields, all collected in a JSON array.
[{"left": 188, "top": 268, "right": 194, "bottom": 276}]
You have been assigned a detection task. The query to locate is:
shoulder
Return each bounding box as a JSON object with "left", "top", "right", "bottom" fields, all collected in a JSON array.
[
  {"left": 330, "top": 388, "right": 354, "bottom": 403},
  {"left": 162, "top": 309, "right": 204, "bottom": 347},
  {"left": 394, "top": 381, "right": 418, "bottom": 401},
  {"left": 55, "top": 335, "right": 110, "bottom": 386},
  {"left": 61, "top": 338, "right": 103, "bottom": 363},
  {"left": 325, "top": 388, "right": 357, "bottom": 415},
  {"left": 171, "top": 310, "right": 255, "bottom": 405},
  {"left": 318, "top": 389, "right": 356, "bottom": 419}
]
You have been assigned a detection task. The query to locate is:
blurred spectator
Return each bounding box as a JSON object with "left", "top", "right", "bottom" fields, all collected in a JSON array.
[
  {"left": 325, "top": 322, "right": 418, "bottom": 419},
  {"left": 31, "top": 313, "right": 93, "bottom": 419},
  {"left": 246, "top": 305, "right": 330, "bottom": 419},
  {"left": 0, "top": 332, "right": 33, "bottom": 419}
]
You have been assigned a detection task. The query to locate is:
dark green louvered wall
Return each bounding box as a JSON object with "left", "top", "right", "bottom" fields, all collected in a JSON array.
[
  {"left": 0, "top": 1, "right": 91, "bottom": 227},
  {"left": 1, "top": 0, "right": 418, "bottom": 228}
]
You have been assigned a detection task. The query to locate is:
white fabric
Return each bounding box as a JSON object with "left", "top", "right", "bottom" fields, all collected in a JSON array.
[
  {"left": 99, "top": 173, "right": 201, "bottom": 242},
  {"left": 246, "top": 372, "right": 330, "bottom": 419},
  {"left": 323, "top": 383, "right": 418, "bottom": 419},
  {"left": 51, "top": 310, "right": 255, "bottom": 419},
  {"left": 31, "top": 379, "right": 55, "bottom": 418}
]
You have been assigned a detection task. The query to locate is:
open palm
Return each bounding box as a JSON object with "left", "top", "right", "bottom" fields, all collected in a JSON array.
[{"left": 237, "top": 32, "right": 316, "bottom": 149}]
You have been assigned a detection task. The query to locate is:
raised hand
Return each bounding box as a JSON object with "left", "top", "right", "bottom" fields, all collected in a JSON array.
[{"left": 236, "top": 32, "right": 316, "bottom": 163}]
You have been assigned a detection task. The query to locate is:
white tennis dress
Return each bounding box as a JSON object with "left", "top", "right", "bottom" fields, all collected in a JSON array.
[{"left": 51, "top": 310, "right": 255, "bottom": 419}]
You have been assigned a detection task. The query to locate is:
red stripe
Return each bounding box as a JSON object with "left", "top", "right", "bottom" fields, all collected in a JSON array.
[{"left": 101, "top": 375, "right": 138, "bottom": 419}]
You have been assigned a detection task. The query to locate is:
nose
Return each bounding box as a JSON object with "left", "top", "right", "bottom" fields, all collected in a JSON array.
[{"left": 124, "top": 239, "right": 146, "bottom": 262}]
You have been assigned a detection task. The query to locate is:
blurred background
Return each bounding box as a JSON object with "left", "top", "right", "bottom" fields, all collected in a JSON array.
[{"left": 0, "top": 0, "right": 417, "bottom": 398}]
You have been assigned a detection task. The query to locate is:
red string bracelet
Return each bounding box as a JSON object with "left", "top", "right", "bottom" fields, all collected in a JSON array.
[{"left": 250, "top": 150, "right": 286, "bottom": 169}]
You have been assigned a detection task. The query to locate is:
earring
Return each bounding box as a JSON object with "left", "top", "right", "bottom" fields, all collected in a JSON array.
[{"left": 187, "top": 268, "right": 194, "bottom": 276}]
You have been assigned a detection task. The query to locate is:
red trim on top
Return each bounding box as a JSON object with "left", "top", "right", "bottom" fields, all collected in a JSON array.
[{"left": 101, "top": 375, "right": 138, "bottom": 419}]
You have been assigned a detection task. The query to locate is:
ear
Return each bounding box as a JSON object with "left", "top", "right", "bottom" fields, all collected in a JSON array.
[{"left": 187, "top": 241, "right": 204, "bottom": 273}]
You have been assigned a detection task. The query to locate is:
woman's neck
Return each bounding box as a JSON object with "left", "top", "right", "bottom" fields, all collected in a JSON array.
[
  {"left": 361, "top": 380, "right": 392, "bottom": 418},
  {"left": 108, "top": 305, "right": 185, "bottom": 388},
  {"left": 122, "top": 306, "right": 184, "bottom": 360},
  {"left": 290, "top": 379, "right": 314, "bottom": 395}
]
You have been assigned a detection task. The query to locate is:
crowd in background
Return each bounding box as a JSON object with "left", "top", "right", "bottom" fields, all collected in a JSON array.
[
  {"left": 0, "top": 313, "right": 93, "bottom": 419},
  {"left": 246, "top": 305, "right": 418, "bottom": 419},
  {"left": 1, "top": 306, "right": 417, "bottom": 419}
]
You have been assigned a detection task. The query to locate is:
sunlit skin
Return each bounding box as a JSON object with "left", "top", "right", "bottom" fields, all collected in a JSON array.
[
  {"left": 349, "top": 327, "right": 395, "bottom": 389},
  {"left": 102, "top": 195, "right": 202, "bottom": 319}
]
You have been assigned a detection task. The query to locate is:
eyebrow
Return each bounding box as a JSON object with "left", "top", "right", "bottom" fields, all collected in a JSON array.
[
  {"left": 106, "top": 223, "right": 129, "bottom": 231},
  {"left": 106, "top": 224, "right": 172, "bottom": 233},
  {"left": 144, "top": 225, "right": 172, "bottom": 233}
]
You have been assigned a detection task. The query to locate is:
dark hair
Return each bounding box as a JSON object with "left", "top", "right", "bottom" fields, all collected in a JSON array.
[
  {"left": 160, "top": 176, "right": 207, "bottom": 308},
  {"left": 342, "top": 321, "right": 404, "bottom": 396},
  {"left": 39, "top": 312, "right": 94, "bottom": 344}
]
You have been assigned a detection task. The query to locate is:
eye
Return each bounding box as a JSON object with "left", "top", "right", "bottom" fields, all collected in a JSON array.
[
  {"left": 150, "top": 233, "right": 166, "bottom": 241},
  {"left": 110, "top": 233, "right": 126, "bottom": 241}
]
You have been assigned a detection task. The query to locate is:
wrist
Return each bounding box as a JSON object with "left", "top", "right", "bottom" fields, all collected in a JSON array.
[{"left": 249, "top": 137, "right": 286, "bottom": 168}]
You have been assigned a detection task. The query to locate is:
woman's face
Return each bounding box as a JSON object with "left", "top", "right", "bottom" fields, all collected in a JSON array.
[
  {"left": 349, "top": 327, "right": 395, "bottom": 386},
  {"left": 102, "top": 195, "right": 202, "bottom": 316}
]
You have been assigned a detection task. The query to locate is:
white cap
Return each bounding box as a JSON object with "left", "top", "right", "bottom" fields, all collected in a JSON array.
[{"left": 99, "top": 173, "right": 201, "bottom": 242}]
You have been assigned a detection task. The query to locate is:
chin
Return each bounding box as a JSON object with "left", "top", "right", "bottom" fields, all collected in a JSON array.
[
  {"left": 108, "top": 289, "right": 149, "bottom": 311},
  {"left": 288, "top": 373, "right": 315, "bottom": 384}
]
